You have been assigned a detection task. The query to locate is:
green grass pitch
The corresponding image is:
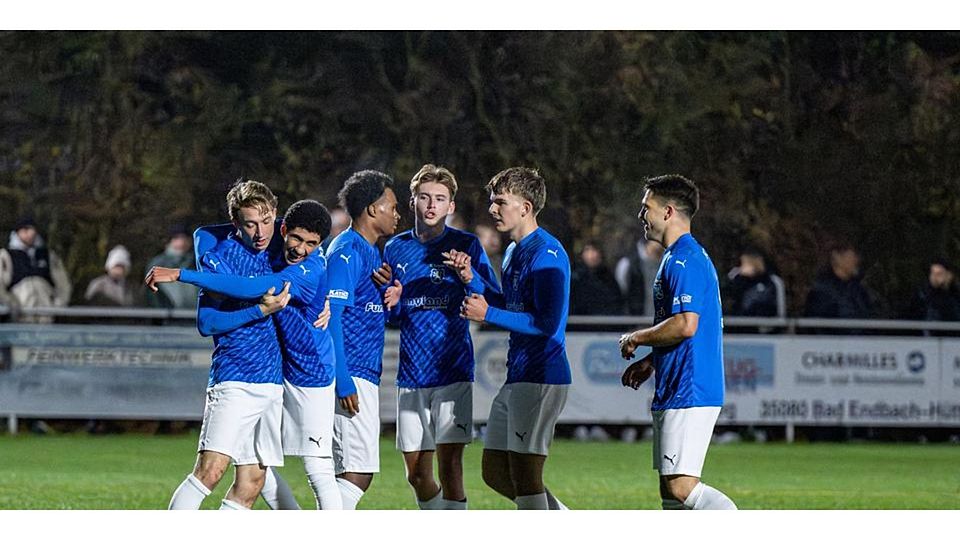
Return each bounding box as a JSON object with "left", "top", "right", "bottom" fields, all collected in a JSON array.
[{"left": 1, "top": 433, "right": 958, "bottom": 509}]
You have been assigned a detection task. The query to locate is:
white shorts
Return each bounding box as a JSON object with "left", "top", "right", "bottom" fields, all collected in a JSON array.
[
  {"left": 333, "top": 377, "right": 380, "bottom": 474},
  {"left": 197, "top": 381, "right": 284, "bottom": 467},
  {"left": 281, "top": 379, "right": 335, "bottom": 458},
  {"left": 396, "top": 381, "right": 473, "bottom": 453},
  {"left": 651, "top": 406, "right": 721, "bottom": 477},
  {"left": 483, "top": 382, "right": 568, "bottom": 456}
]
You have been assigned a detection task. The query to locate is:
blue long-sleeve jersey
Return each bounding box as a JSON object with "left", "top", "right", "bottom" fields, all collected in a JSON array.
[
  {"left": 326, "top": 228, "right": 387, "bottom": 392},
  {"left": 384, "top": 226, "right": 501, "bottom": 388},
  {"left": 189, "top": 224, "right": 337, "bottom": 388},
  {"left": 196, "top": 233, "right": 283, "bottom": 387},
  {"left": 473, "top": 227, "right": 571, "bottom": 385}
]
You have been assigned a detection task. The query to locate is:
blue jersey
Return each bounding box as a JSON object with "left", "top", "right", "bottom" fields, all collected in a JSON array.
[
  {"left": 199, "top": 234, "right": 283, "bottom": 387},
  {"left": 270, "top": 252, "right": 336, "bottom": 388},
  {"left": 651, "top": 233, "right": 724, "bottom": 410},
  {"left": 482, "top": 227, "right": 571, "bottom": 385},
  {"left": 326, "top": 229, "right": 387, "bottom": 385},
  {"left": 384, "top": 227, "right": 500, "bottom": 388},
  {"left": 188, "top": 224, "right": 336, "bottom": 388}
]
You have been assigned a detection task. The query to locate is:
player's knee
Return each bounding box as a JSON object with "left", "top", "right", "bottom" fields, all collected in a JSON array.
[
  {"left": 406, "top": 468, "right": 432, "bottom": 490},
  {"left": 193, "top": 459, "right": 228, "bottom": 490}
]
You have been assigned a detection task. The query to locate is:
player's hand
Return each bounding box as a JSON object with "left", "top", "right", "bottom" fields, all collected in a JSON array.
[
  {"left": 384, "top": 280, "right": 402, "bottom": 310},
  {"left": 442, "top": 249, "right": 474, "bottom": 285},
  {"left": 258, "top": 282, "right": 291, "bottom": 316},
  {"left": 313, "top": 297, "right": 331, "bottom": 329},
  {"left": 621, "top": 358, "right": 654, "bottom": 390},
  {"left": 144, "top": 266, "right": 181, "bottom": 292},
  {"left": 619, "top": 331, "right": 639, "bottom": 359},
  {"left": 372, "top": 262, "right": 392, "bottom": 287},
  {"left": 460, "top": 293, "right": 488, "bottom": 322},
  {"left": 339, "top": 393, "right": 360, "bottom": 416}
]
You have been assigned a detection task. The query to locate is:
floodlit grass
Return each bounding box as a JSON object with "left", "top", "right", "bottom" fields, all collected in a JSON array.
[{"left": 1, "top": 433, "right": 958, "bottom": 509}]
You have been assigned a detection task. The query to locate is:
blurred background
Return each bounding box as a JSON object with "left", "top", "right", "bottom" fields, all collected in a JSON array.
[{"left": 1, "top": 31, "right": 959, "bottom": 316}]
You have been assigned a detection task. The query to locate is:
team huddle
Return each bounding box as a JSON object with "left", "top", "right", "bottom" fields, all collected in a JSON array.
[{"left": 145, "top": 166, "right": 736, "bottom": 510}]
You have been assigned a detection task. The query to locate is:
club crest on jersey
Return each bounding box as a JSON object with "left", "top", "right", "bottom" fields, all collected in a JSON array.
[{"left": 429, "top": 265, "right": 445, "bottom": 284}]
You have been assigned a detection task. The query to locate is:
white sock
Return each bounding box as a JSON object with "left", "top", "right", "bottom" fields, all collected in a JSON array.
[
  {"left": 442, "top": 498, "right": 468, "bottom": 510},
  {"left": 168, "top": 474, "right": 210, "bottom": 510},
  {"left": 545, "top": 488, "right": 568, "bottom": 510},
  {"left": 417, "top": 489, "right": 444, "bottom": 510},
  {"left": 304, "top": 457, "right": 342, "bottom": 510},
  {"left": 260, "top": 467, "right": 301, "bottom": 510},
  {"left": 661, "top": 498, "right": 685, "bottom": 510},
  {"left": 219, "top": 498, "right": 247, "bottom": 510},
  {"left": 515, "top": 493, "right": 549, "bottom": 510},
  {"left": 336, "top": 478, "right": 365, "bottom": 510},
  {"left": 683, "top": 482, "right": 738, "bottom": 510}
]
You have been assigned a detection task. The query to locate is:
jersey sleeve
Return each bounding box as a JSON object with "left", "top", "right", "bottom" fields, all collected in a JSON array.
[
  {"left": 178, "top": 254, "right": 320, "bottom": 303},
  {"left": 328, "top": 303, "right": 358, "bottom": 398},
  {"left": 465, "top": 237, "right": 503, "bottom": 298},
  {"left": 665, "top": 251, "right": 708, "bottom": 316},
  {"left": 194, "top": 224, "right": 233, "bottom": 268},
  {"left": 326, "top": 243, "right": 361, "bottom": 307},
  {"left": 484, "top": 248, "right": 568, "bottom": 336}
]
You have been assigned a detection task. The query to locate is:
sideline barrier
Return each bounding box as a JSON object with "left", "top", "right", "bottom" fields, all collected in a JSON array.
[{"left": 2, "top": 318, "right": 959, "bottom": 436}]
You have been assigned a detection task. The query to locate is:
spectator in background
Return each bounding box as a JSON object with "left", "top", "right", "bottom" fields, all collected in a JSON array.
[
  {"left": 615, "top": 237, "right": 663, "bottom": 316},
  {"left": 85, "top": 245, "right": 137, "bottom": 307},
  {"left": 804, "top": 245, "right": 875, "bottom": 320},
  {"left": 905, "top": 257, "right": 960, "bottom": 322},
  {"left": 724, "top": 247, "right": 786, "bottom": 317},
  {"left": 144, "top": 225, "right": 197, "bottom": 310},
  {"left": 474, "top": 223, "right": 504, "bottom": 280},
  {"left": 571, "top": 241, "right": 625, "bottom": 315},
  {"left": 0, "top": 216, "right": 72, "bottom": 322},
  {"left": 321, "top": 207, "right": 351, "bottom": 253}
]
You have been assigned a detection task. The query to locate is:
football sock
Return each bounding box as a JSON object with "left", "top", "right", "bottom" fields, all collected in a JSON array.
[
  {"left": 336, "top": 478, "right": 365, "bottom": 510},
  {"left": 260, "top": 467, "right": 301, "bottom": 510},
  {"left": 168, "top": 474, "right": 210, "bottom": 510},
  {"left": 417, "top": 489, "right": 444, "bottom": 510},
  {"left": 219, "top": 498, "right": 247, "bottom": 510},
  {"left": 442, "top": 498, "right": 468, "bottom": 510},
  {"left": 661, "top": 498, "right": 685, "bottom": 510},
  {"left": 515, "top": 492, "right": 549, "bottom": 510},
  {"left": 304, "top": 457, "right": 342, "bottom": 510},
  {"left": 683, "top": 482, "right": 737, "bottom": 510},
  {"left": 545, "top": 487, "right": 568, "bottom": 510}
]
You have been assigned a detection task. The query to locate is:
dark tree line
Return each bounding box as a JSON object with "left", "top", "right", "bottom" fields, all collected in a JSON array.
[{"left": 1, "top": 31, "right": 959, "bottom": 315}]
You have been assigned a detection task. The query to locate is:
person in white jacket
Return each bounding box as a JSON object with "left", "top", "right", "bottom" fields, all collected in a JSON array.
[{"left": 0, "top": 217, "right": 72, "bottom": 322}]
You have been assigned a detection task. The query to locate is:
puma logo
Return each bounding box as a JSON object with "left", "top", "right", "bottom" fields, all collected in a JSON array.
[
  {"left": 395, "top": 263, "right": 408, "bottom": 273},
  {"left": 339, "top": 254, "right": 352, "bottom": 264},
  {"left": 208, "top": 259, "right": 220, "bottom": 270},
  {"left": 308, "top": 436, "right": 322, "bottom": 448},
  {"left": 300, "top": 265, "right": 310, "bottom": 275},
  {"left": 663, "top": 454, "right": 677, "bottom": 465},
  {"left": 674, "top": 259, "right": 687, "bottom": 268},
  {"left": 546, "top": 249, "right": 558, "bottom": 258},
  {"left": 456, "top": 423, "right": 468, "bottom": 434},
  {"left": 515, "top": 431, "right": 527, "bottom": 442}
]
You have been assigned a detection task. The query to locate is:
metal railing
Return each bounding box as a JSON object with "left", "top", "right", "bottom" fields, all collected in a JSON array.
[{"left": 2, "top": 305, "right": 960, "bottom": 334}]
